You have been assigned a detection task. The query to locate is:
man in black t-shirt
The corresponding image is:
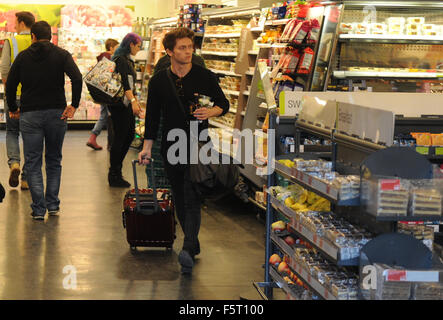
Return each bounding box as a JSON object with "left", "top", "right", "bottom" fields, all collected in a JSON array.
[{"left": 138, "top": 28, "right": 229, "bottom": 274}]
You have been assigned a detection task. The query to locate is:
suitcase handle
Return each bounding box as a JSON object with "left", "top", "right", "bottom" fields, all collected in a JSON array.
[{"left": 132, "top": 159, "right": 159, "bottom": 214}]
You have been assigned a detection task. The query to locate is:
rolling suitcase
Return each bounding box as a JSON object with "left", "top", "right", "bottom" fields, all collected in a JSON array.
[{"left": 122, "top": 159, "right": 176, "bottom": 250}]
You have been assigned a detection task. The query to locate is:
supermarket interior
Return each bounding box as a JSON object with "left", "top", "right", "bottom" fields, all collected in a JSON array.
[{"left": 0, "top": 0, "right": 443, "bottom": 301}]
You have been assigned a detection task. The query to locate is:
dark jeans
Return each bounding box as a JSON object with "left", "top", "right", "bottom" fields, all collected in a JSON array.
[
  {"left": 5, "top": 98, "right": 27, "bottom": 180},
  {"left": 108, "top": 104, "right": 135, "bottom": 173},
  {"left": 20, "top": 109, "right": 67, "bottom": 214},
  {"left": 165, "top": 164, "right": 202, "bottom": 257}
]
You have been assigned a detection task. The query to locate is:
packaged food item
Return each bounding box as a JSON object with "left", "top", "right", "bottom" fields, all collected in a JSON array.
[
  {"left": 365, "top": 178, "right": 410, "bottom": 217},
  {"left": 387, "top": 17, "right": 406, "bottom": 25},
  {"left": 411, "top": 132, "right": 432, "bottom": 146},
  {"left": 340, "top": 23, "right": 354, "bottom": 34},
  {"left": 370, "top": 23, "right": 387, "bottom": 35},
  {"left": 297, "top": 47, "right": 315, "bottom": 74},
  {"left": 407, "top": 17, "right": 425, "bottom": 24},
  {"left": 422, "top": 24, "right": 437, "bottom": 32},
  {"left": 280, "top": 19, "right": 299, "bottom": 42},
  {"left": 293, "top": 20, "right": 312, "bottom": 44},
  {"left": 410, "top": 188, "right": 442, "bottom": 216},
  {"left": 388, "top": 23, "right": 405, "bottom": 35},
  {"left": 307, "top": 19, "right": 321, "bottom": 43},
  {"left": 432, "top": 134, "right": 443, "bottom": 146},
  {"left": 353, "top": 22, "right": 368, "bottom": 34}
]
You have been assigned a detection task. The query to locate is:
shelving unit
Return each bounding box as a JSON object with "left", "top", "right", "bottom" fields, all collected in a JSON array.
[
  {"left": 201, "top": 6, "right": 261, "bottom": 144},
  {"left": 325, "top": 1, "right": 443, "bottom": 93},
  {"left": 254, "top": 99, "right": 443, "bottom": 300}
]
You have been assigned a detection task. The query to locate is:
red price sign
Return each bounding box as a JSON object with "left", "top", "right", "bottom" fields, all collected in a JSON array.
[
  {"left": 298, "top": 265, "right": 303, "bottom": 274},
  {"left": 307, "top": 274, "right": 312, "bottom": 283},
  {"left": 319, "top": 239, "right": 323, "bottom": 249},
  {"left": 386, "top": 270, "right": 407, "bottom": 282},
  {"left": 300, "top": 172, "right": 304, "bottom": 181},
  {"left": 308, "top": 176, "right": 313, "bottom": 185},
  {"left": 313, "top": 234, "right": 318, "bottom": 245},
  {"left": 326, "top": 185, "right": 331, "bottom": 195},
  {"left": 298, "top": 223, "right": 303, "bottom": 233},
  {"left": 324, "top": 289, "right": 329, "bottom": 299}
]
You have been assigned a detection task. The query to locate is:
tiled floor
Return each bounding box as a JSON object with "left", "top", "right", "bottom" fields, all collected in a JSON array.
[{"left": 0, "top": 130, "right": 266, "bottom": 300}]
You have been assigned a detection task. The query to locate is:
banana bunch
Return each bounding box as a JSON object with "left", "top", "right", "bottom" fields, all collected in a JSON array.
[
  {"left": 287, "top": 189, "right": 331, "bottom": 212},
  {"left": 278, "top": 159, "right": 294, "bottom": 168}
]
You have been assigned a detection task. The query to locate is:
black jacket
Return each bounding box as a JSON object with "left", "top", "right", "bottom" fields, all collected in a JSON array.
[
  {"left": 145, "top": 65, "right": 229, "bottom": 156},
  {"left": 6, "top": 41, "right": 82, "bottom": 113}
]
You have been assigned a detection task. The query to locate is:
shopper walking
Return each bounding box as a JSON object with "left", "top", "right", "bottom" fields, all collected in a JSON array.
[
  {"left": 86, "top": 38, "right": 119, "bottom": 151},
  {"left": 5, "top": 21, "right": 83, "bottom": 220},
  {"left": 1, "top": 11, "right": 35, "bottom": 190},
  {"left": 108, "top": 33, "right": 144, "bottom": 188},
  {"left": 138, "top": 28, "right": 229, "bottom": 274}
]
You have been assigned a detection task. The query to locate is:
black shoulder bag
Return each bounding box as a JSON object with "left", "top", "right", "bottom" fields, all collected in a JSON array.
[{"left": 165, "top": 68, "right": 239, "bottom": 198}]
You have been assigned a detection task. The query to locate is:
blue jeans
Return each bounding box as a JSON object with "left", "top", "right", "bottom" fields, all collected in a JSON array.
[
  {"left": 20, "top": 109, "right": 67, "bottom": 215},
  {"left": 4, "top": 98, "right": 27, "bottom": 180},
  {"left": 91, "top": 104, "right": 109, "bottom": 136}
]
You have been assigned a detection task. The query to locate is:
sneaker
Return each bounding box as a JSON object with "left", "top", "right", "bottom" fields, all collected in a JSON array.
[
  {"left": 31, "top": 212, "right": 45, "bottom": 221},
  {"left": 20, "top": 180, "right": 29, "bottom": 190},
  {"left": 48, "top": 208, "right": 60, "bottom": 216},
  {"left": 9, "top": 163, "right": 21, "bottom": 188},
  {"left": 178, "top": 250, "right": 194, "bottom": 274}
]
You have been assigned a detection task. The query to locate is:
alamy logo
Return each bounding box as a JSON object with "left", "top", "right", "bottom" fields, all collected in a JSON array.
[
  {"left": 63, "top": 265, "right": 77, "bottom": 290},
  {"left": 362, "top": 265, "right": 377, "bottom": 290},
  {"left": 166, "top": 122, "right": 276, "bottom": 173}
]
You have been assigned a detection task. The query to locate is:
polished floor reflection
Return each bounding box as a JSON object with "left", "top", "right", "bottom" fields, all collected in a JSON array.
[{"left": 0, "top": 130, "right": 266, "bottom": 300}]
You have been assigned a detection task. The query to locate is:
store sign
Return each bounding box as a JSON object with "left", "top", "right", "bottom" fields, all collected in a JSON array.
[
  {"left": 298, "top": 96, "right": 337, "bottom": 130},
  {"left": 0, "top": 4, "right": 62, "bottom": 31},
  {"left": 279, "top": 91, "right": 302, "bottom": 117}
]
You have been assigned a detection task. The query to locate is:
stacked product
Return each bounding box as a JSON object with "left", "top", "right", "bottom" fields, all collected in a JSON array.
[
  {"left": 205, "top": 60, "right": 236, "bottom": 72},
  {"left": 363, "top": 178, "right": 443, "bottom": 218},
  {"left": 340, "top": 16, "right": 443, "bottom": 36},
  {"left": 205, "top": 20, "right": 249, "bottom": 35},
  {"left": 398, "top": 223, "right": 434, "bottom": 251},
  {"left": 202, "top": 38, "right": 239, "bottom": 53},
  {"left": 178, "top": 4, "right": 224, "bottom": 33},
  {"left": 219, "top": 76, "right": 241, "bottom": 92},
  {"left": 278, "top": 159, "right": 361, "bottom": 201}
]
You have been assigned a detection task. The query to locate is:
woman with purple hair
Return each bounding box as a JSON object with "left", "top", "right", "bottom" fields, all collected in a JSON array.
[{"left": 108, "top": 32, "right": 144, "bottom": 187}]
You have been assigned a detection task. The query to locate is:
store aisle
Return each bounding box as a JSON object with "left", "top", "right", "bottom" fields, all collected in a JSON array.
[{"left": 0, "top": 130, "right": 265, "bottom": 300}]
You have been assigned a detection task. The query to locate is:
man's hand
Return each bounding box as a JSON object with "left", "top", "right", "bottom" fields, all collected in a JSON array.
[
  {"left": 138, "top": 148, "right": 152, "bottom": 165},
  {"left": 9, "top": 109, "right": 20, "bottom": 120},
  {"left": 61, "top": 105, "right": 76, "bottom": 120},
  {"left": 131, "top": 101, "right": 145, "bottom": 119},
  {"left": 193, "top": 106, "right": 223, "bottom": 121}
]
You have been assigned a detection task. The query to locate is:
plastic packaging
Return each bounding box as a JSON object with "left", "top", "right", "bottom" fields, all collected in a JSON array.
[{"left": 297, "top": 47, "right": 315, "bottom": 74}]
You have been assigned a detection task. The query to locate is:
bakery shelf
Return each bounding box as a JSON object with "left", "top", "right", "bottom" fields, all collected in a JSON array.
[
  {"left": 269, "top": 195, "right": 360, "bottom": 267},
  {"left": 274, "top": 160, "right": 360, "bottom": 206},
  {"left": 201, "top": 51, "right": 238, "bottom": 57},
  {"left": 248, "top": 50, "right": 259, "bottom": 55},
  {"left": 208, "top": 119, "right": 234, "bottom": 132},
  {"left": 205, "top": 33, "right": 241, "bottom": 38},
  {"left": 271, "top": 232, "right": 338, "bottom": 300},
  {"left": 333, "top": 70, "right": 443, "bottom": 80},
  {"left": 249, "top": 197, "right": 266, "bottom": 211},
  {"left": 209, "top": 69, "right": 242, "bottom": 77},
  {"left": 339, "top": 33, "right": 443, "bottom": 44},
  {"left": 269, "top": 267, "right": 300, "bottom": 300},
  {"left": 222, "top": 89, "right": 240, "bottom": 96}
]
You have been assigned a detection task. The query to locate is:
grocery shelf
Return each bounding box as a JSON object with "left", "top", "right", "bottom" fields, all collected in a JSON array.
[
  {"left": 266, "top": 19, "right": 291, "bottom": 26},
  {"left": 271, "top": 231, "right": 338, "bottom": 300},
  {"left": 243, "top": 91, "right": 250, "bottom": 96},
  {"left": 248, "top": 51, "right": 259, "bottom": 55},
  {"left": 256, "top": 43, "right": 288, "bottom": 49},
  {"left": 274, "top": 160, "right": 360, "bottom": 206},
  {"left": 208, "top": 119, "right": 234, "bottom": 132},
  {"left": 269, "top": 267, "right": 300, "bottom": 300},
  {"left": 339, "top": 33, "right": 443, "bottom": 44},
  {"left": 209, "top": 68, "right": 242, "bottom": 77},
  {"left": 248, "top": 197, "right": 266, "bottom": 211},
  {"left": 246, "top": 70, "right": 255, "bottom": 75},
  {"left": 228, "top": 108, "right": 238, "bottom": 113},
  {"left": 201, "top": 50, "right": 238, "bottom": 57},
  {"left": 369, "top": 214, "right": 443, "bottom": 223},
  {"left": 270, "top": 195, "right": 360, "bottom": 267},
  {"left": 333, "top": 70, "right": 443, "bottom": 80},
  {"left": 222, "top": 89, "right": 240, "bottom": 96},
  {"left": 205, "top": 33, "right": 241, "bottom": 38},
  {"left": 250, "top": 27, "right": 263, "bottom": 32}
]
